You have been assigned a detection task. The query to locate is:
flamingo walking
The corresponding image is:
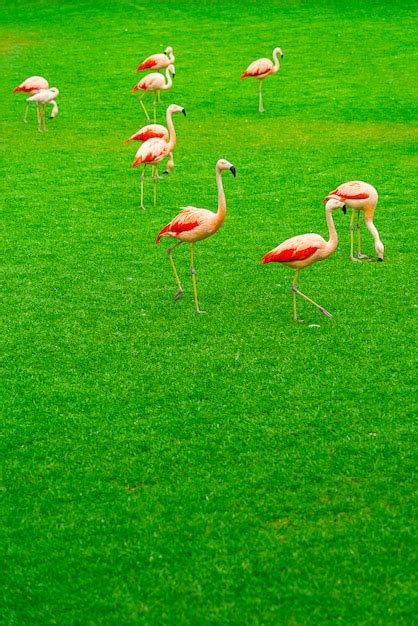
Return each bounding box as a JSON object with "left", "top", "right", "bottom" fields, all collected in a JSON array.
[
  {"left": 132, "top": 64, "right": 175, "bottom": 123},
  {"left": 261, "top": 198, "right": 346, "bottom": 321},
  {"left": 131, "top": 104, "right": 186, "bottom": 209},
  {"left": 124, "top": 124, "right": 174, "bottom": 175},
  {"left": 13, "top": 76, "right": 49, "bottom": 123},
  {"left": 155, "top": 159, "right": 236, "bottom": 313},
  {"left": 26, "top": 87, "right": 59, "bottom": 132},
  {"left": 324, "top": 181, "right": 383, "bottom": 261},
  {"left": 240, "top": 47, "right": 283, "bottom": 113},
  {"left": 136, "top": 46, "right": 175, "bottom": 72}
]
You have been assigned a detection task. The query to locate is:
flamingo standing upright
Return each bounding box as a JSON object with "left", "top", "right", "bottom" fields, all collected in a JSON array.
[
  {"left": 124, "top": 124, "right": 174, "bottom": 175},
  {"left": 136, "top": 46, "right": 175, "bottom": 72},
  {"left": 155, "top": 159, "right": 236, "bottom": 313},
  {"left": 13, "top": 76, "right": 49, "bottom": 123},
  {"left": 26, "top": 87, "right": 59, "bottom": 132},
  {"left": 131, "top": 104, "right": 186, "bottom": 209},
  {"left": 132, "top": 64, "right": 175, "bottom": 123},
  {"left": 261, "top": 198, "right": 346, "bottom": 322},
  {"left": 324, "top": 181, "right": 383, "bottom": 261},
  {"left": 240, "top": 47, "right": 283, "bottom": 113}
]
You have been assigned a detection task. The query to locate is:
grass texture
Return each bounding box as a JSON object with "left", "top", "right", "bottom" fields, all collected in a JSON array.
[{"left": 1, "top": 0, "right": 417, "bottom": 624}]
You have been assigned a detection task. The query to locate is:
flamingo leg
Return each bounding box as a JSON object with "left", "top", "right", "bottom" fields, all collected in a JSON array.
[
  {"left": 259, "top": 80, "right": 265, "bottom": 113},
  {"left": 166, "top": 242, "right": 183, "bottom": 300},
  {"left": 349, "top": 209, "right": 358, "bottom": 261},
  {"left": 23, "top": 103, "right": 30, "bottom": 123},
  {"left": 152, "top": 165, "right": 158, "bottom": 208},
  {"left": 292, "top": 283, "right": 333, "bottom": 319},
  {"left": 190, "top": 244, "right": 204, "bottom": 314},
  {"left": 36, "top": 104, "right": 43, "bottom": 132},
  {"left": 292, "top": 270, "right": 299, "bottom": 321},
  {"left": 140, "top": 165, "right": 146, "bottom": 209},
  {"left": 42, "top": 104, "right": 47, "bottom": 132},
  {"left": 356, "top": 211, "right": 368, "bottom": 259},
  {"left": 138, "top": 93, "right": 150, "bottom": 123}
]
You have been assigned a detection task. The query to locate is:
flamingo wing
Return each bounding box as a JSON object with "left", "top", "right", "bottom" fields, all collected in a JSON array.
[
  {"left": 132, "top": 138, "right": 167, "bottom": 167},
  {"left": 262, "top": 245, "right": 319, "bottom": 264},
  {"left": 325, "top": 181, "right": 369, "bottom": 202},
  {"left": 137, "top": 56, "right": 159, "bottom": 71},
  {"left": 241, "top": 58, "right": 272, "bottom": 79},
  {"left": 156, "top": 207, "right": 203, "bottom": 244}
]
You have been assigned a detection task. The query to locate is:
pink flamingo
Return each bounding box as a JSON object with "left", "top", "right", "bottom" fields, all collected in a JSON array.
[
  {"left": 324, "top": 181, "right": 383, "bottom": 261},
  {"left": 261, "top": 197, "right": 346, "bottom": 322},
  {"left": 155, "top": 159, "right": 236, "bottom": 313},
  {"left": 240, "top": 47, "right": 283, "bottom": 112},
  {"left": 13, "top": 76, "right": 49, "bottom": 123},
  {"left": 26, "top": 87, "right": 59, "bottom": 132},
  {"left": 136, "top": 46, "right": 175, "bottom": 72},
  {"left": 131, "top": 104, "right": 186, "bottom": 209},
  {"left": 124, "top": 124, "right": 175, "bottom": 174},
  {"left": 132, "top": 64, "right": 175, "bottom": 123}
]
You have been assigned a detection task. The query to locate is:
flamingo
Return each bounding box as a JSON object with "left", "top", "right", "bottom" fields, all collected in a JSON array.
[
  {"left": 132, "top": 64, "right": 175, "bottom": 123},
  {"left": 124, "top": 124, "right": 175, "bottom": 175},
  {"left": 26, "top": 87, "right": 59, "bottom": 132},
  {"left": 155, "top": 159, "right": 236, "bottom": 313},
  {"left": 324, "top": 181, "right": 383, "bottom": 261},
  {"left": 261, "top": 197, "right": 346, "bottom": 322},
  {"left": 13, "top": 76, "right": 49, "bottom": 123},
  {"left": 131, "top": 104, "right": 186, "bottom": 209},
  {"left": 240, "top": 47, "right": 283, "bottom": 113},
  {"left": 136, "top": 46, "right": 175, "bottom": 72}
]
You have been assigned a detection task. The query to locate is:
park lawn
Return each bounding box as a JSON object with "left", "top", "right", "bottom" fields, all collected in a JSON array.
[{"left": 1, "top": 0, "right": 417, "bottom": 624}]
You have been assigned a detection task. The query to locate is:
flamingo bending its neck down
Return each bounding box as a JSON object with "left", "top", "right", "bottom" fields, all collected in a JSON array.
[
  {"left": 261, "top": 198, "right": 346, "bottom": 322},
  {"left": 132, "top": 64, "right": 175, "bottom": 123},
  {"left": 136, "top": 46, "right": 175, "bottom": 72},
  {"left": 131, "top": 104, "right": 186, "bottom": 209},
  {"left": 240, "top": 47, "right": 283, "bottom": 113},
  {"left": 155, "top": 159, "right": 236, "bottom": 313},
  {"left": 124, "top": 124, "right": 174, "bottom": 175},
  {"left": 13, "top": 76, "right": 49, "bottom": 123},
  {"left": 26, "top": 87, "right": 59, "bottom": 132},
  {"left": 324, "top": 181, "right": 383, "bottom": 261}
]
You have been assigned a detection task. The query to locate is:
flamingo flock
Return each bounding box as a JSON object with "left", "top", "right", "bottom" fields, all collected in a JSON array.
[{"left": 12, "top": 43, "right": 385, "bottom": 320}]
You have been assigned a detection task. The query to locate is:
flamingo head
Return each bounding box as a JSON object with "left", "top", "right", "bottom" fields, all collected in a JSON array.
[
  {"left": 165, "top": 46, "right": 173, "bottom": 56},
  {"left": 50, "top": 87, "right": 60, "bottom": 98},
  {"left": 325, "top": 197, "right": 346, "bottom": 214},
  {"left": 274, "top": 47, "right": 284, "bottom": 58},
  {"left": 216, "top": 159, "right": 236, "bottom": 177},
  {"left": 167, "top": 104, "right": 186, "bottom": 116}
]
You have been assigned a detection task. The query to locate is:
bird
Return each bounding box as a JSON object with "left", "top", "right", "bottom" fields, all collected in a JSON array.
[
  {"left": 124, "top": 124, "right": 175, "bottom": 175},
  {"left": 324, "top": 181, "right": 383, "bottom": 261},
  {"left": 155, "top": 159, "right": 236, "bottom": 313},
  {"left": 132, "top": 64, "right": 175, "bottom": 123},
  {"left": 261, "top": 197, "right": 346, "bottom": 322},
  {"left": 26, "top": 87, "right": 59, "bottom": 132},
  {"left": 240, "top": 47, "right": 283, "bottom": 113},
  {"left": 131, "top": 104, "right": 186, "bottom": 209},
  {"left": 13, "top": 75, "right": 49, "bottom": 123},
  {"left": 136, "top": 46, "right": 175, "bottom": 72}
]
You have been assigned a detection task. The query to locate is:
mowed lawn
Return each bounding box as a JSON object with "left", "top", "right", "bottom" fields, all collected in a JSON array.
[{"left": 1, "top": 0, "right": 417, "bottom": 624}]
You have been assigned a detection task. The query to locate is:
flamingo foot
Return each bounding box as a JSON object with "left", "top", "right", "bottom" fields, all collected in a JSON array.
[
  {"left": 140, "top": 203, "right": 146, "bottom": 210},
  {"left": 350, "top": 255, "right": 361, "bottom": 262},
  {"left": 357, "top": 253, "right": 369, "bottom": 260},
  {"left": 23, "top": 118, "right": 28, "bottom": 124},
  {"left": 195, "top": 308, "right": 206, "bottom": 314},
  {"left": 174, "top": 288, "right": 183, "bottom": 300},
  {"left": 319, "top": 306, "right": 333, "bottom": 318}
]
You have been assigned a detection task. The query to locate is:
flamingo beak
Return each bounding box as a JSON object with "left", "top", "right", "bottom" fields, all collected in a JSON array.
[
  {"left": 342, "top": 205, "right": 346, "bottom": 215},
  {"left": 182, "top": 108, "right": 186, "bottom": 116},
  {"left": 230, "top": 166, "right": 237, "bottom": 177}
]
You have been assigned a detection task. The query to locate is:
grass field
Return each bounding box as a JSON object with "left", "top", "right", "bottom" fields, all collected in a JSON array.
[{"left": 1, "top": 0, "right": 417, "bottom": 623}]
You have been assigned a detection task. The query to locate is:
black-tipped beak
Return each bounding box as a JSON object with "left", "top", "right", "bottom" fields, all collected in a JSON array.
[
  {"left": 281, "top": 53, "right": 284, "bottom": 58},
  {"left": 49, "top": 116, "right": 54, "bottom": 120},
  {"left": 182, "top": 108, "right": 186, "bottom": 116},
  {"left": 377, "top": 257, "right": 383, "bottom": 262},
  {"left": 342, "top": 205, "right": 346, "bottom": 215},
  {"left": 230, "top": 166, "right": 236, "bottom": 177}
]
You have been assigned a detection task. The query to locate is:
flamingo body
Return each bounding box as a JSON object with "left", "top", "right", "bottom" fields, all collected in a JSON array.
[
  {"left": 125, "top": 124, "right": 168, "bottom": 144},
  {"left": 324, "top": 181, "right": 383, "bottom": 260},
  {"left": 136, "top": 47, "right": 175, "bottom": 72},
  {"left": 13, "top": 76, "right": 49, "bottom": 93}
]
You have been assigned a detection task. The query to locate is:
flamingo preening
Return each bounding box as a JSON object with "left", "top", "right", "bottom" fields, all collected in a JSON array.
[
  {"left": 124, "top": 124, "right": 174, "bottom": 175},
  {"left": 261, "top": 198, "right": 346, "bottom": 322},
  {"left": 240, "top": 47, "right": 283, "bottom": 113},
  {"left": 131, "top": 104, "right": 186, "bottom": 209},
  {"left": 324, "top": 181, "right": 383, "bottom": 261},
  {"left": 26, "top": 87, "right": 59, "bottom": 132},
  {"left": 155, "top": 159, "right": 236, "bottom": 313},
  {"left": 136, "top": 46, "right": 175, "bottom": 72},
  {"left": 13, "top": 76, "right": 49, "bottom": 123},
  {"left": 132, "top": 64, "right": 175, "bottom": 123}
]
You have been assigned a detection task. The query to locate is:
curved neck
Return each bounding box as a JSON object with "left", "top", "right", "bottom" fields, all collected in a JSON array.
[
  {"left": 162, "top": 67, "right": 173, "bottom": 90},
  {"left": 215, "top": 168, "right": 226, "bottom": 225},
  {"left": 325, "top": 208, "right": 338, "bottom": 253},
  {"left": 165, "top": 109, "right": 177, "bottom": 151},
  {"left": 272, "top": 49, "right": 281, "bottom": 73},
  {"left": 168, "top": 52, "right": 175, "bottom": 64}
]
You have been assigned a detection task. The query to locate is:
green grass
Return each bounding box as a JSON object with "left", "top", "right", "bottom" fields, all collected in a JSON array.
[{"left": 1, "top": 0, "right": 417, "bottom": 624}]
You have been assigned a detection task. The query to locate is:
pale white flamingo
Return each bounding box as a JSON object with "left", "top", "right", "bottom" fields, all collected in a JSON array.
[
  {"left": 124, "top": 124, "right": 175, "bottom": 175},
  {"left": 131, "top": 104, "right": 186, "bottom": 209},
  {"left": 261, "top": 198, "right": 346, "bottom": 321},
  {"left": 26, "top": 87, "right": 59, "bottom": 132},
  {"left": 324, "top": 181, "right": 383, "bottom": 261},
  {"left": 155, "top": 159, "right": 236, "bottom": 313},
  {"left": 240, "top": 47, "right": 283, "bottom": 112},
  {"left": 132, "top": 64, "right": 175, "bottom": 123},
  {"left": 13, "top": 76, "right": 49, "bottom": 123},
  {"left": 136, "top": 46, "right": 175, "bottom": 72}
]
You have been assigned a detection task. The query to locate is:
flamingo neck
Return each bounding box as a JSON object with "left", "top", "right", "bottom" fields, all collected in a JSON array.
[
  {"left": 272, "top": 49, "right": 281, "bottom": 74},
  {"left": 325, "top": 208, "right": 338, "bottom": 254},
  {"left": 215, "top": 168, "right": 226, "bottom": 226},
  {"left": 165, "top": 109, "right": 177, "bottom": 151},
  {"left": 162, "top": 67, "right": 173, "bottom": 90}
]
